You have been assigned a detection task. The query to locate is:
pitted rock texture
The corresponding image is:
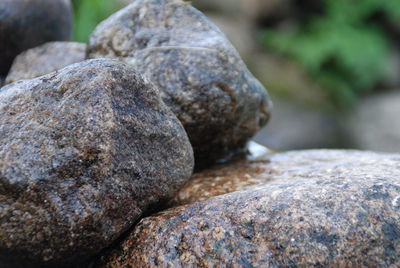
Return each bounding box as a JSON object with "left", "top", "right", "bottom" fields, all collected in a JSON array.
[
  {"left": 98, "top": 150, "right": 400, "bottom": 267},
  {"left": 0, "top": 0, "right": 72, "bottom": 76},
  {"left": 5, "top": 42, "right": 86, "bottom": 84},
  {"left": 0, "top": 59, "right": 194, "bottom": 267},
  {"left": 87, "top": 0, "right": 272, "bottom": 167}
]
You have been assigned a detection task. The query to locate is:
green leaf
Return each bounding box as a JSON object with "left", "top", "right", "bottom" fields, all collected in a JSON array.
[
  {"left": 72, "top": 0, "right": 119, "bottom": 42},
  {"left": 262, "top": 0, "right": 392, "bottom": 108}
]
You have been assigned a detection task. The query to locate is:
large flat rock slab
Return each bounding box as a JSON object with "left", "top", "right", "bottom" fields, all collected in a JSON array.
[{"left": 98, "top": 150, "right": 400, "bottom": 267}]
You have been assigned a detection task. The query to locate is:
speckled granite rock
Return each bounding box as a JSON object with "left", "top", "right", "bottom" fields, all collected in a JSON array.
[
  {"left": 5, "top": 42, "right": 85, "bottom": 84},
  {"left": 98, "top": 150, "right": 400, "bottom": 267},
  {"left": 87, "top": 0, "right": 271, "bottom": 167},
  {"left": 0, "top": 0, "right": 72, "bottom": 76},
  {"left": 171, "top": 158, "right": 272, "bottom": 206},
  {"left": 170, "top": 141, "right": 273, "bottom": 206},
  {"left": 0, "top": 59, "right": 194, "bottom": 267}
]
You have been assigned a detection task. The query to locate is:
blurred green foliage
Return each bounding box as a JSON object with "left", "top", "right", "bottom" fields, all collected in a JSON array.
[
  {"left": 263, "top": 0, "right": 400, "bottom": 107},
  {"left": 72, "top": 0, "right": 120, "bottom": 42}
]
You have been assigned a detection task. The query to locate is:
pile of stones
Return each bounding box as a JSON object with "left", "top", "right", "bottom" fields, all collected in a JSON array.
[{"left": 0, "top": 0, "right": 399, "bottom": 267}]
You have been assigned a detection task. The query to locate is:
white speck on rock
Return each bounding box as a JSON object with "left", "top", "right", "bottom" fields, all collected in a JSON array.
[{"left": 392, "top": 196, "right": 400, "bottom": 208}]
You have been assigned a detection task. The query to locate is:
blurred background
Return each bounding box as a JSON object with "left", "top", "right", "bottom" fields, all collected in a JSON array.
[{"left": 72, "top": 0, "right": 400, "bottom": 153}]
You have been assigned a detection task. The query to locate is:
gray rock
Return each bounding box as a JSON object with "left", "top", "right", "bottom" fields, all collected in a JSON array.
[
  {"left": 98, "top": 150, "right": 400, "bottom": 267},
  {"left": 87, "top": 0, "right": 271, "bottom": 167},
  {"left": 346, "top": 91, "right": 400, "bottom": 153},
  {"left": 0, "top": 59, "right": 194, "bottom": 267},
  {"left": 5, "top": 42, "right": 86, "bottom": 85},
  {"left": 0, "top": 0, "right": 72, "bottom": 76}
]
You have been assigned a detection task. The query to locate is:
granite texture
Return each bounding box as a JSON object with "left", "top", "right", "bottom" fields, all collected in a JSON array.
[
  {"left": 98, "top": 150, "right": 400, "bottom": 267},
  {"left": 87, "top": 0, "right": 272, "bottom": 168},
  {"left": 0, "top": 59, "right": 194, "bottom": 267},
  {"left": 5, "top": 42, "right": 86, "bottom": 84},
  {"left": 171, "top": 158, "right": 272, "bottom": 206},
  {"left": 0, "top": 0, "right": 72, "bottom": 76}
]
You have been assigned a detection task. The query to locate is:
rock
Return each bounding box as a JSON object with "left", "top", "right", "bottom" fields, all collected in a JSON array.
[
  {"left": 0, "top": 0, "right": 72, "bottom": 76},
  {"left": 170, "top": 141, "right": 272, "bottom": 206},
  {"left": 246, "top": 140, "right": 272, "bottom": 160},
  {"left": 87, "top": 0, "right": 271, "bottom": 168},
  {"left": 171, "top": 158, "right": 272, "bottom": 206},
  {"left": 253, "top": 95, "right": 345, "bottom": 150},
  {"left": 346, "top": 91, "right": 400, "bottom": 153},
  {"left": 0, "top": 59, "right": 194, "bottom": 267},
  {"left": 98, "top": 150, "right": 400, "bottom": 267},
  {"left": 5, "top": 42, "right": 86, "bottom": 84}
]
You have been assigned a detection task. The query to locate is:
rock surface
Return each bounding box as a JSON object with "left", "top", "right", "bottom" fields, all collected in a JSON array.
[
  {"left": 0, "top": 59, "right": 194, "bottom": 266},
  {"left": 171, "top": 158, "right": 272, "bottom": 206},
  {"left": 0, "top": 0, "right": 72, "bottom": 76},
  {"left": 98, "top": 150, "right": 400, "bottom": 267},
  {"left": 87, "top": 0, "right": 271, "bottom": 167},
  {"left": 5, "top": 42, "right": 86, "bottom": 84}
]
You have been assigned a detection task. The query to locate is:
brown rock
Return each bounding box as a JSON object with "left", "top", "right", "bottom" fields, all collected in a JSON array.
[
  {"left": 87, "top": 0, "right": 271, "bottom": 168},
  {"left": 171, "top": 158, "right": 272, "bottom": 206},
  {"left": 0, "top": 0, "right": 72, "bottom": 76},
  {"left": 5, "top": 42, "right": 86, "bottom": 84},
  {"left": 98, "top": 150, "right": 400, "bottom": 267},
  {"left": 0, "top": 59, "right": 194, "bottom": 267}
]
